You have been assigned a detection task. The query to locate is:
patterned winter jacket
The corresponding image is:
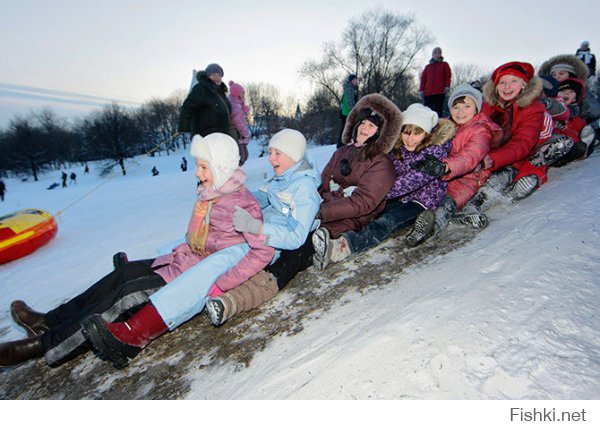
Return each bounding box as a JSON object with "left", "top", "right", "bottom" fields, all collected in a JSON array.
[
  {"left": 152, "top": 170, "right": 274, "bottom": 293},
  {"left": 386, "top": 119, "right": 454, "bottom": 210}
]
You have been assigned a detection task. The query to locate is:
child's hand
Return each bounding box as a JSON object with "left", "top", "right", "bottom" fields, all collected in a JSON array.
[
  {"left": 411, "top": 154, "right": 447, "bottom": 178},
  {"left": 233, "top": 206, "right": 262, "bottom": 234}
]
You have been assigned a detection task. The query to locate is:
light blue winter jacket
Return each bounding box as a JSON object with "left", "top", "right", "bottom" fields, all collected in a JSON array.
[{"left": 256, "top": 156, "right": 321, "bottom": 262}]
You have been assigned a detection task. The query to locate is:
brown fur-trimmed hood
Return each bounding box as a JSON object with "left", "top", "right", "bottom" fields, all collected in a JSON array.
[
  {"left": 482, "top": 75, "right": 543, "bottom": 109},
  {"left": 342, "top": 93, "right": 403, "bottom": 158},
  {"left": 538, "top": 54, "right": 589, "bottom": 81},
  {"left": 428, "top": 118, "right": 456, "bottom": 146}
]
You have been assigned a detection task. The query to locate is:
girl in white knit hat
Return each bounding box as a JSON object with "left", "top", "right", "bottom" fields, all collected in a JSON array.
[{"left": 29, "top": 133, "right": 276, "bottom": 369}]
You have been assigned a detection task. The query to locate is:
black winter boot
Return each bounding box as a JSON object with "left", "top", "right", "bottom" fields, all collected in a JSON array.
[
  {"left": 529, "top": 135, "right": 574, "bottom": 167},
  {"left": 405, "top": 210, "right": 436, "bottom": 248},
  {"left": 10, "top": 300, "right": 48, "bottom": 337},
  {"left": 0, "top": 335, "right": 44, "bottom": 367},
  {"left": 113, "top": 252, "right": 129, "bottom": 270},
  {"left": 433, "top": 196, "right": 457, "bottom": 234}
]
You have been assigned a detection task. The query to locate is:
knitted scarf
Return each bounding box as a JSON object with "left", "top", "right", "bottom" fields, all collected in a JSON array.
[{"left": 186, "top": 168, "right": 246, "bottom": 255}]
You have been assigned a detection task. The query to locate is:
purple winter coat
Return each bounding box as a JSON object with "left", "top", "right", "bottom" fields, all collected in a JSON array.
[{"left": 386, "top": 119, "right": 454, "bottom": 209}]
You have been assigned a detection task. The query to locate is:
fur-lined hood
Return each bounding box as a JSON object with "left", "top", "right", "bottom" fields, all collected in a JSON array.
[
  {"left": 482, "top": 75, "right": 543, "bottom": 109},
  {"left": 428, "top": 118, "right": 456, "bottom": 146},
  {"left": 342, "top": 93, "right": 403, "bottom": 158},
  {"left": 538, "top": 54, "right": 589, "bottom": 81}
]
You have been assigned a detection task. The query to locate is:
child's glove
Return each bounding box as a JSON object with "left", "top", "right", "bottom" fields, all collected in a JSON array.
[
  {"left": 233, "top": 206, "right": 262, "bottom": 234},
  {"left": 411, "top": 154, "right": 447, "bottom": 178}
]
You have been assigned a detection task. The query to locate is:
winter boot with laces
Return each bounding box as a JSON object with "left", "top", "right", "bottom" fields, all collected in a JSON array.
[
  {"left": 504, "top": 174, "right": 539, "bottom": 201},
  {"left": 10, "top": 300, "right": 48, "bottom": 337},
  {"left": 405, "top": 210, "right": 436, "bottom": 248}
]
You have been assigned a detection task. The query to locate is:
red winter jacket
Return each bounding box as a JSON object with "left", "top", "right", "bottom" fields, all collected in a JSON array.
[
  {"left": 481, "top": 76, "right": 545, "bottom": 171},
  {"left": 420, "top": 60, "right": 451, "bottom": 96}
]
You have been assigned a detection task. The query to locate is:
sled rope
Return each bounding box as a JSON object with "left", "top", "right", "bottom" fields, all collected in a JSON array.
[{"left": 54, "top": 132, "right": 180, "bottom": 221}]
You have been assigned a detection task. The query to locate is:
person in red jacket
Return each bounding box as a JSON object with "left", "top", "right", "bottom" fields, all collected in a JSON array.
[
  {"left": 462, "top": 61, "right": 546, "bottom": 213},
  {"left": 419, "top": 47, "right": 452, "bottom": 117}
]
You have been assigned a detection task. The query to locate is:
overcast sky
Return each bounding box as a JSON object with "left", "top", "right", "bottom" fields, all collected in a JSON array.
[{"left": 1, "top": 0, "right": 598, "bottom": 127}]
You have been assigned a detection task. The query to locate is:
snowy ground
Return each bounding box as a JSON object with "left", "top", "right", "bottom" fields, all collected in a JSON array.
[{"left": 1, "top": 139, "right": 600, "bottom": 407}]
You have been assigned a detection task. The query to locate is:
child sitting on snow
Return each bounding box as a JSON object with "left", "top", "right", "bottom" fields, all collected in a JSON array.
[
  {"left": 2, "top": 133, "right": 274, "bottom": 369},
  {"left": 312, "top": 102, "right": 453, "bottom": 267},
  {"left": 405, "top": 84, "right": 500, "bottom": 246}
]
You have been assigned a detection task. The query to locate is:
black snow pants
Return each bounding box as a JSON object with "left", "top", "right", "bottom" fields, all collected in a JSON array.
[{"left": 42, "top": 259, "right": 166, "bottom": 366}]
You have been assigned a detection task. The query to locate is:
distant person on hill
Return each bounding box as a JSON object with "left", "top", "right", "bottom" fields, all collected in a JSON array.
[
  {"left": 61, "top": 171, "right": 67, "bottom": 188},
  {"left": 0, "top": 179, "right": 5, "bottom": 201},
  {"left": 338, "top": 74, "right": 359, "bottom": 148},
  {"left": 69, "top": 172, "right": 77, "bottom": 184},
  {"left": 178, "top": 63, "right": 238, "bottom": 141},
  {"left": 420, "top": 47, "right": 452, "bottom": 117},
  {"left": 0, "top": 133, "right": 273, "bottom": 369},
  {"left": 151, "top": 166, "right": 159, "bottom": 176},
  {"left": 180, "top": 156, "right": 188, "bottom": 172},
  {"left": 576, "top": 40, "right": 596, "bottom": 78},
  {"left": 228, "top": 80, "right": 251, "bottom": 166},
  {"left": 84, "top": 164, "right": 89, "bottom": 174}
]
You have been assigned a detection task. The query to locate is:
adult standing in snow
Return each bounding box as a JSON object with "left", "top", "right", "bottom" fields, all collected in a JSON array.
[
  {"left": 0, "top": 179, "right": 5, "bottom": 201},
  {"left": 576, "top": 41, "right": 596, "bottom": 78},
  {"left": 178, "top": 63, "right": 238, "bottom": 141},
  {"left": 0, "top": 133, "right": 273, "bottom": 369},
  {"left": 419, "top": 47, "right": 452, "bottom": 117},
  {"left": 61, "top": 171, "right": 67, "bottom": 188},
  {"left": 338, "top": 74, "right": 359, "bottom": 147},
  {"left": 180, "top": 156, "right": 188, "bottom": 172},
  {"left": 228, "top": 80, "right": 251, "bottom": 165},
  {"left": 69, "top": 172, "right": 77, "bottom": 184}
]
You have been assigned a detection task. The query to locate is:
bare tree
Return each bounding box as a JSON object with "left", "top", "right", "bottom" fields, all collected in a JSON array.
[
  {"left": 245, "top": 82, "right": 284, "bottom": 156},
  {"left": 6, "top": 117, "right": 46, "bottom": 181},
  {"left": 300, "top": 8, "right": 433, "bottom": 106},
  {"left": 82, "top": 103, "right": 141, "bottom": 176},
  {"left": 451, "top": 63, "right": 489, "bottom": 88}
]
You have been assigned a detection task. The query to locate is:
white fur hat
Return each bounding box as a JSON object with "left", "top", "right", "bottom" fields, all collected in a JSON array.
[
  {"left": 401, "top": 103, "right": 439, "bottom": 134},
  {"left": 268, "top": 129, "right": 307, "bottom": 162},
  {"left": 190, "top": 133, "right": 239, "bottom": 189}
]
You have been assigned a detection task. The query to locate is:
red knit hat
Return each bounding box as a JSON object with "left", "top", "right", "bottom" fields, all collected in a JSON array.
[{"left": 492, "top": 61, "right": 535, "bottom": 85}]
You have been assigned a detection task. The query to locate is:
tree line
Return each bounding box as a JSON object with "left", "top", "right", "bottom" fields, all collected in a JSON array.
[{"left": 0, "top": 8, "right": 486, "bottom": 180}]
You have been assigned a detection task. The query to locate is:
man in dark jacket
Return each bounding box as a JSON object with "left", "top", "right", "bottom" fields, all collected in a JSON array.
[{"left": 178, "top": 63, "right": 237, "bottom": 140}]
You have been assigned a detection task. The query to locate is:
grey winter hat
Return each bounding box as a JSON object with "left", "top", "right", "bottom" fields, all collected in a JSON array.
[
  {"left": 205, "top": 63, "right": 224, "bottom": 77},
  {"left": 448, "top": 83, "right": 483, "bottom": 113},
  {"left": 550, "top": 63, "right": 576, "bottom": 76}
]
